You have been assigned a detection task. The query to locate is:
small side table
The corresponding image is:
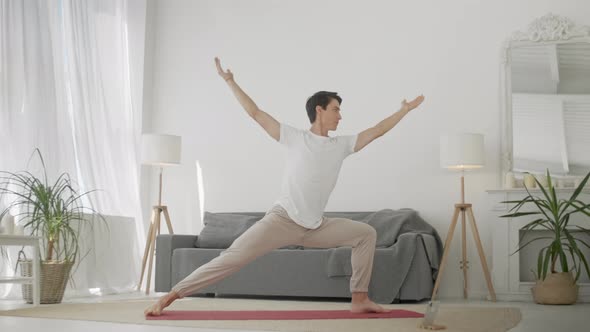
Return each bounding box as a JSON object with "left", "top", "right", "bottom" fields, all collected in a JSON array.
[{"left": 0, "top": 235, "right": 41, "bottom": 306}]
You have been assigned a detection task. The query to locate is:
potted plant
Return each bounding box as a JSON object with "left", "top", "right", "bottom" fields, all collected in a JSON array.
[
  {"left": 0, "top": 149, "right": 104, "bottom": 304},
  {"left": 500, "top": 170, "right": 590, "bottom": 304}
]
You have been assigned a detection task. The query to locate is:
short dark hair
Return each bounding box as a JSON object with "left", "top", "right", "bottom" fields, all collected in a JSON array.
[{"left": 305, "top": 91, "right": 342, "bottom": 124}]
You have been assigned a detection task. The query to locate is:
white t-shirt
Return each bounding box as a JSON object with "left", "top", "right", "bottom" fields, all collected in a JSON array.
[{"left": 274, "top": 123, "right": 358, "bottom": 229}]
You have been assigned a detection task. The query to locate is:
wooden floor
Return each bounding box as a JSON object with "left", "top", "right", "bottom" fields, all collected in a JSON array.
[{"left": 1, "top": 292, "right": 589, "bottom": 332}]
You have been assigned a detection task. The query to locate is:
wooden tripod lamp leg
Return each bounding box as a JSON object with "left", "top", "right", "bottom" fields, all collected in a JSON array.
[
  {"left": 137, "top": 208, "right": 156, "bottom": 291},
  {"left": 431, "top": 207, "right": 461, "bottom": 300},
  {"left": 461, "top": 208, "right": 468, "bottom": 299},
  {"left": 138, "top": 205, "right": 173, "bottom": 294},
  {"left": 145, "top": 208, "right": 161, "bottom": 295},
  {"left": 162, "top": 206, "right": 174, "bottom": 234},
  {"left": 466, "top": 207, "right": 497, "bottom": 302}
]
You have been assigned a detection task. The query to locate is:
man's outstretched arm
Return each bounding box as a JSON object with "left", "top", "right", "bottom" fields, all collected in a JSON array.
[
  {"left": 354, "top": 95, "right": 425, "bottom": 152},
  {"left": 215, "top": 57, "right": 280, "bottom": 141}
]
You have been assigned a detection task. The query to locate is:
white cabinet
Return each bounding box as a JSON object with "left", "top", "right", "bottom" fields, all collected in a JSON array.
[{"left": 486, "top": 188, "right": 590, "bottom": 302}]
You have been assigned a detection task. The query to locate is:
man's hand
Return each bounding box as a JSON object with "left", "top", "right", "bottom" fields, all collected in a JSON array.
[
  {"left": 215, "top": 57, "right": 234, "bottom": 82},
  {"left": 400, "top": 95, "right": 425, "bottom": 113},
  {"left": 213, "top": 56, "right": 281, "bottom": 141},
  {"left": 354, "top": 94, "right": 425, "bottom": 152}
]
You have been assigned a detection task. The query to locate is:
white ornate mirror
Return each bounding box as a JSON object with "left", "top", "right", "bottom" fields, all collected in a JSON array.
[{"left": 500, "top": 14, "right": 590, "bottom": 183}]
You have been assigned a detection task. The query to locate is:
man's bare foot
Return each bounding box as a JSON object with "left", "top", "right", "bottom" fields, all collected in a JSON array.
[
  {"left": 144, "top": 291, "right": 180, "bottom": 316},
  {"left": 350, "top": 292, "right": 389, "bottom": 313},
  {"left": 350, "top": 298, "right": 389, "bottom": 313}
]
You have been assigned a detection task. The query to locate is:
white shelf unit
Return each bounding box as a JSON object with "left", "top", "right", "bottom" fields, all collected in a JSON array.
[{"left": 0, "top": 235, "right": 41, "bottom": 306}]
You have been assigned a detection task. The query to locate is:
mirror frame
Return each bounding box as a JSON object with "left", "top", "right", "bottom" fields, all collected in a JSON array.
[{"left": 500, "top": 13, "right": 590, "bottom": 185}]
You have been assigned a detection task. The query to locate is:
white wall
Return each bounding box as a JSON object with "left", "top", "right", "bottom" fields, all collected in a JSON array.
[{"left": 143, "top": 0, "right": 590, "bottom": 299}]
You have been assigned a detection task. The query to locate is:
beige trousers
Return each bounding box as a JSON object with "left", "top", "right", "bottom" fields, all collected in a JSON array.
[{"left": 172, "top": 205, "right": 377, "bottom": 298}]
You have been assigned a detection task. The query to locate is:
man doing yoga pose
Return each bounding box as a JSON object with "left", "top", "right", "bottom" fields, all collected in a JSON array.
[{"left": 145, "top": 57, "right": 425, "bottom": 316}]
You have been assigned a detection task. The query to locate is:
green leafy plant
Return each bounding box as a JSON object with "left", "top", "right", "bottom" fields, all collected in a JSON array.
[
  {"left": 0, "top": 149, "right": 105, "bottom": 265},
  {"left": 500, "top": 170, "right": 590, "bottom": 282}
]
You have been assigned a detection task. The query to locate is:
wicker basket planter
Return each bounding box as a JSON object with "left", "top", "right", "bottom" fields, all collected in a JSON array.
[
  {"left": 531, "top": 271, "right": 579, "bottom": 305},
  {"left": 19, "top": 260, "right": 74, "bottom": 304}
]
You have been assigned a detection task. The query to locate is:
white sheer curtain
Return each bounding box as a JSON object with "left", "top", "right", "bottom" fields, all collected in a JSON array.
[
  {"left": 0, "top": 0, "right": 76, "bottom": 177},
  {"left": 0, "top": 0, "right": 144, "bottom": 299}
]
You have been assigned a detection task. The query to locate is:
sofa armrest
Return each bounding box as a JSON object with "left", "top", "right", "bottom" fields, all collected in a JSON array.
[{"left": 155, "top": 234, "right": 197, "bottom": 292}]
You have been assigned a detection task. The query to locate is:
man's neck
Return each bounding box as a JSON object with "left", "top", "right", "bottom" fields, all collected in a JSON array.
[{"left": 310, "top": 123, "right": 329, "bottom": 137}]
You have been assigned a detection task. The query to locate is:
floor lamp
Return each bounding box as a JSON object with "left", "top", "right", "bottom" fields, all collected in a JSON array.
[
  {"left": 432, "top": 133, "right": 496, "bottom": 301},
  {"left": 138, "top": 133, "right": 181, "bottom": 294}
]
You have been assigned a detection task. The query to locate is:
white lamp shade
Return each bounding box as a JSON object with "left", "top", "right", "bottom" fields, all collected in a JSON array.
[
  {"left": 440, "top": 133, "right": 485, "bottom": 170},
  {"left": 141, "top": 134, "right": 182, "bottom": 166}
]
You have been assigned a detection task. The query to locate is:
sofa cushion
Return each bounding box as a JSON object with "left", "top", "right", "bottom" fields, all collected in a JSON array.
[
  {"left": 196, "top": 209, "right": 431, "bottom": 249},
  {"left": 195, "top": 209, "right": 432, "bottom": 249},
  {"left": 195, "top": 212, "right": 303, "bottom": 249},
  {"left": 195, "top": 212, "right": 261, "bottom": 249}
]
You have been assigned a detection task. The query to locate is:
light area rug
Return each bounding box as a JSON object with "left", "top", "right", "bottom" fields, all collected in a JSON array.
[{"left": 0, "top": 297, "right": 521, "bottom": 332}]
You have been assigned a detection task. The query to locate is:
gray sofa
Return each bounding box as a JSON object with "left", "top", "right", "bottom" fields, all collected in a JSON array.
[{"left": 155, "top": 208, "right": 442, "bottom": 304}]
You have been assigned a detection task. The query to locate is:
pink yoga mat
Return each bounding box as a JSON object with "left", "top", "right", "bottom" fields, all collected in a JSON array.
[{"left": 146, "top": 309, "right": 424, "bottom": 320}]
